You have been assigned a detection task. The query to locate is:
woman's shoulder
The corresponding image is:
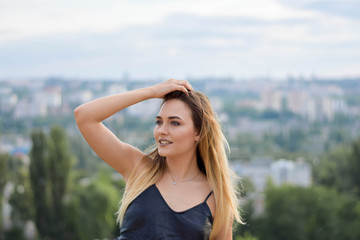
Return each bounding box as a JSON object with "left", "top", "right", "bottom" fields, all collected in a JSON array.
[{"left": 198, "top": 175, "right": 216, "bottom": 217}]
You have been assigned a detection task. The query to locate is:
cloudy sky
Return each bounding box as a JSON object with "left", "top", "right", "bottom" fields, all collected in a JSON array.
[{"left": 0, "top": 0, "right": 359, "bottom": 80}]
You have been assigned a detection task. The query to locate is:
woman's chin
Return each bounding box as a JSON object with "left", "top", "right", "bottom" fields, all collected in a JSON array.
[
  {"left": 157, "top": 150, "right": 167, "bottom": 157},
  {"left": 158, "top": 149, "right": 173, "bottom": 158}
]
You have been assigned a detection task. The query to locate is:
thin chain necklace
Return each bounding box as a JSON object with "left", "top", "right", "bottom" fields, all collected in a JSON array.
[{"left": 168, "top": 171, "right": 201, "bottom": 185}]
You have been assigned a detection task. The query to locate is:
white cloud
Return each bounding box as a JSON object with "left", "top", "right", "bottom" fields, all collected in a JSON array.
[
  {"left": 0, "top": 0, "right": 319, "bottom": 43},
  {"left": 0, "top": 0, "right": 166, "bottom": 43},
  {"left": 0, "top": 0, "right": 359, "bottom": 79}
]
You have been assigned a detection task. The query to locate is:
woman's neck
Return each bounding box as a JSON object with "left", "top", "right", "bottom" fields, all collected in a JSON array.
[{"left": 165, "top": 153, "right": 199, "bottom": 181}]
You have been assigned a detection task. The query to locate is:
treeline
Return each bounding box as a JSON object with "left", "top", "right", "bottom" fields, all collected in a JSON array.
[
  {"left": 1, "top": 126, "right": 360, "bottom": 239},
  {"left": 234, "top": 137, "right": 360, "bottom": 240},
  {"left": 0, "top": 126, "right": 124, "bottom": 240}
]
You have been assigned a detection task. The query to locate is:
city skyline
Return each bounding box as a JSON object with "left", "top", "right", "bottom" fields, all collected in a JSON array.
[{"left": 1, "top": 0, "right": 360, "bottom": 80}]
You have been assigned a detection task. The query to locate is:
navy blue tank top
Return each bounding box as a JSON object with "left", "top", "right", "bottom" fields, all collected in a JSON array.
[{"left": 116, "top": 184, "right": 213, "bottom": 240}]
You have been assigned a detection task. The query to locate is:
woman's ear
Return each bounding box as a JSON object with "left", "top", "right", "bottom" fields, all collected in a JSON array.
[{"left": 195, "top": 133, "right": 200, "bottom": 142}]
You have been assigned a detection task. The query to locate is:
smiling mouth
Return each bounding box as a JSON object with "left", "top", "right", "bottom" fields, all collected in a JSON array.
[{"left": 159, "top": 140, "right": 173, "bottom": 145}]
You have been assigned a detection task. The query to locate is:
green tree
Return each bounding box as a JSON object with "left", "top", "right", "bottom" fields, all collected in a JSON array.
[
  {"left": 47, "top": 126, "right": 73, "bottom": 238},
  {"left": 349, "top": 137, "right": 360, "bottom": 196},
  {"left": 313, "top": 144, "right": 352, "bottom": 193},
  {"left": 0, "top": 152, "right": 8, "bottom": 240},
  {"left": 64, "top": 169, "right": 124, "bottom": 240},
  {"left": 28, "top": 126, "right": 125, "bottom": 240},
  {"left": 314, "top": 137, "right": 360, "bottom": 196},
  {"left": 8, "top": 158, "right": 34, "bottom": 236},
  {"left": 68, "top": 134, "right": 99, "bottom": 173},
  {"left": 272, "top": 128, "right": 308, "bottom": 153},
  {"left": 233, "top": 177, "right": 257, "bottom": 239},
  {"left": 29, "top": 130, "right": 51, "bottom": 239},
  {"left": 287, "top": 128, "right": 307, "bottom": 152},
  {"left": 324, "top": 128, "right": 351, "bottom": 151},
  {"left": 257, "top": 185, "right": 360, "bottom": 240},
  {"left": 234, "top": 134, "right": 260, "bottom": 159},
  {"left": 235, "top": 233, "right": 259, "bottom": 240},
  {"left": 29, "top": 126, "right": 74, "bottom": 239}
]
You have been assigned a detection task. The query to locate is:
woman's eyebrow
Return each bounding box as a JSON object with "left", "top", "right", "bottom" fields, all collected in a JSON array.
[
  {"left": 156, "top": 116, "right": 182, "bottom": 120},
  {"left": 168, "top": 116, "right": 182, "bottom": 120}
]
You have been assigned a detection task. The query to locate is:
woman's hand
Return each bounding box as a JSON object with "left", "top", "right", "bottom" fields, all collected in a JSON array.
[{"left": 149, "top": 79, "right": 193, "bottom": 98}]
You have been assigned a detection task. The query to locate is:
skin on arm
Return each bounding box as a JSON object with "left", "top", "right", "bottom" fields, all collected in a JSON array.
[
  {"left": 215, "top": 219, "right": 234, "bottom": 240},
  {"left": 74, "top": 79, "right": 192, "bottom": 181}
]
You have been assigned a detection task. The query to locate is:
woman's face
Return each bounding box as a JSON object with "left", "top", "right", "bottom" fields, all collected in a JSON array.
[{"left": 154, "top": 99, "right": 200, "bottom": 158}]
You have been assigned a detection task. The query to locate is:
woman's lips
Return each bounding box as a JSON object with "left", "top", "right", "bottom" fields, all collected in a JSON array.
[{"left": 159, "top": 139, "right": 173, "bottom": 146}]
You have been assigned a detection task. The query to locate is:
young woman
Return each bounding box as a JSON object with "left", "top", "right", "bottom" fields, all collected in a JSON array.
[{"left": 74, "top": 79, "right": 242, "bottom": 239}]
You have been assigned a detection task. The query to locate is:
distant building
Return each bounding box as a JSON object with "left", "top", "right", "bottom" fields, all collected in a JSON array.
[
  {"left": 232, "top": 158, "right": 312, "bottom": 191},
  {"left": 232, "top": 159, "right": 271, "bottom": 193},
  {"left": 232, "top": 158, "right": 312, "bottom": 215},
  {"left": 0, "top": 87, "right": 18, "bottom": 112},
  {"left": 68, "top": 90, "right": 94, "bottom": 104},
  {"left": 260, "top": 88, "right": 283, "bottom": 111},
  {"left": 286, "top": 90, "right": 308, "bottom": 115},
  {"left": 236, "top": 99, "right": 260, "bottom": 110},
  {"left": 270, "top": 159, "right": 312, "bottom": 187},
  {"left": 14, "top": 100, "right": 47, "bottom": 119},
  {"left": 39, "top": 86, "right": 62, "bottom": 108},
  {"left": 321, "top": 97, "right": 347, "bottom": 120}
]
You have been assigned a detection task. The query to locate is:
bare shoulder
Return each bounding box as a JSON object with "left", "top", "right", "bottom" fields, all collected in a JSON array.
[
  {"left": 206, "top": 192, "right": 216, "bottom": 216},
  {"left": 197, "top": 174, "right": 216, "bottom": 218},
  {"left": 205, "top": 187, "right": 216, "bottom": 218}
]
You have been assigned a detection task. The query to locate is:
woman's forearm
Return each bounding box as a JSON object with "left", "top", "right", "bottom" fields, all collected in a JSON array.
[{"left": 74, "top": 87, "right": 154, "bottom": 124}]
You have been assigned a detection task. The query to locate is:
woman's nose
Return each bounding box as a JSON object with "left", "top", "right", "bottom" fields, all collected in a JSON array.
[{"left": 158, "top": 124, "right": 168, "bottom": 135}]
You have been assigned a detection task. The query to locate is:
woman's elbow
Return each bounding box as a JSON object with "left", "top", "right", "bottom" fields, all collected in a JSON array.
[{"left": 74, "top": 105, "right": 86, "bottom": 125}]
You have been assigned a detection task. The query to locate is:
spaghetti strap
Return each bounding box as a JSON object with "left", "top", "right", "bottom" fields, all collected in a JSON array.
[{"left": 204, "top": 191, "right": 213, "bottom": 203}]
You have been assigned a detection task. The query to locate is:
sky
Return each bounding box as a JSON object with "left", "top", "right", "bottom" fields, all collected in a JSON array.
[{"left": 0, "top": 0, "right": 359, "bottom": 80}]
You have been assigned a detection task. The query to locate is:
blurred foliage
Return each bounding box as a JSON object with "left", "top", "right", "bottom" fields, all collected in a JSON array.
[
  {"left": 0, "top": 116, "right": 28, "bottom": 134},
  {"left": 0, "top": 152, "right": 8, "bottom": 240},
  {"left": 68, "top": 134, "right": 99, "bottom": 173},
  {"left": 1, "top": 126, "right": 125, "bottom": 240},
  {"left": 254, "top": 185, "right": 360, "bottom": 240},
  {"left": 9, "top": 159, "right": 34, "bottom": 226},
  {"left": 231, "top": 127, "right": 313, "bottom": 161},
  {"left": 64, "top": 169, "right": 124, "bottom": 239},
  {"left": 235, "top": 233, "right": 259, "bottom": 240},
  {"left": 314, "top": 137, "right": 360, "bottom": 196},
  {"left": 345, "top": 94, "right": 360, "bottom": 106},
  {"left": 29, "top": 129, "right": 51, "bottom": 239},
  {"left": 232, "top": 137, "right": 360, "bottom": 240},
  {"left": 47, "top": 126, "right": 73, "bottom": 239},
  {"left": 1, "top": 116, "right": 360, "bottom": 239}
]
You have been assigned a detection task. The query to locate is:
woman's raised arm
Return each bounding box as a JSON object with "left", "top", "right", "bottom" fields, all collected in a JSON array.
[{"left": 74, "top": 79, "right": 192, "bottom": 181}]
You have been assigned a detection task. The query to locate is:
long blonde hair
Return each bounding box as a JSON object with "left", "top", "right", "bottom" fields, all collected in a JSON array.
[{"left": 117, "top": 90, "right": 242, "bottom": 239}]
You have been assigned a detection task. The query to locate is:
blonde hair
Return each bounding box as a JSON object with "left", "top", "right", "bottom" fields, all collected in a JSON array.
[{"left": 117, "top": 90, "right": 242, "bottom": 239}]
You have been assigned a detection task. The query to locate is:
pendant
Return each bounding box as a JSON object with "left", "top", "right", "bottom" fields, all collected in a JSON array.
[{"left": 173, "top": 181, "right": 176, "bottom": 185}]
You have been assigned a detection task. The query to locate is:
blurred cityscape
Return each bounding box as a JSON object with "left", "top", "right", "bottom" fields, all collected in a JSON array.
[
  {"left": 1, "top": 77, "right": 359, "bottom": 158},
  {"left": 1, "top": 77, "right": 360, "bottom": 186},
  {"left": 1, "top": 77, "right": 359, "bottom": 122},
  {"left": 1, "top": 76, "right": 360, "bottom": 239}
]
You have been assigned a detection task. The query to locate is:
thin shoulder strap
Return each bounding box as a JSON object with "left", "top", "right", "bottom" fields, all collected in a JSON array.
[{"left": 204, "top": 190, "right": 213, "bottom": 203}]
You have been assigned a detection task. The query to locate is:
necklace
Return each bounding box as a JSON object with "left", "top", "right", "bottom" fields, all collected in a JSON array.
[{"left": 168, "top": 171, "right": 201, "bottom": 185}]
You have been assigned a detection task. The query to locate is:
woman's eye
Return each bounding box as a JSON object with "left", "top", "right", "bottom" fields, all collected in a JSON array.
[
  {"left": 155, "top": 120, "right": 162, "bottom": 125},
  {"left": 171, "top": 121, "right": 180, "bottom": 126}
]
